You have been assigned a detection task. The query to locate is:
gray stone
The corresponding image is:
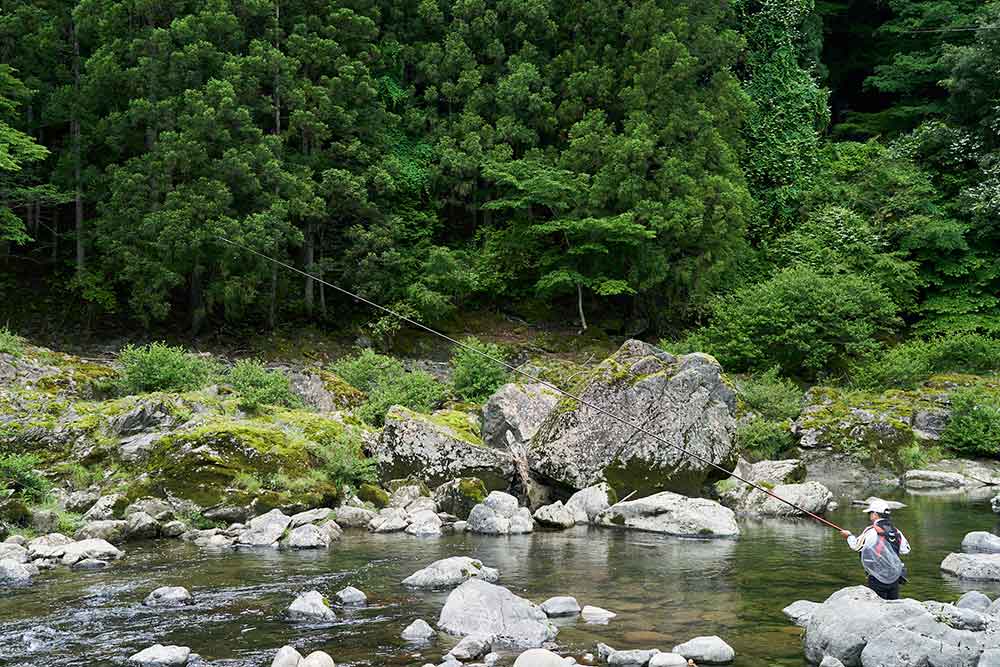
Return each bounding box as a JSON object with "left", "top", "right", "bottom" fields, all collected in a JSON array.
[
  {"left": 437, "top": 579, "right": 557, "bottom": 648},
  {"left": 648, "top": 655, "right": 688, "bottom": 667},
  {"left": 565, "top": 484, "right": 616, "bottom": 524},
  {"left": 0, "top": 558, "right": 38, "bottom": 584},
  {"left": 72, "top": 558, "right": 108, "bottom": 570},
  {"left": 237, "top": 509, "right": 292, "bottom": 547},
  {"left": 581, "top": 605, "right": 616, "bottom": 623},
  {"left": 513, "top": 649, "right": 568, "bottom": 667},
  {"left": 4, "top": 534, "right": 27, "bottom": 546},
  {"left": 112, "top": 400, "right": 175, "bottom": 436},
  {"left": 283, "top": 524, "right": 330, "bottom": 549},
  {"left": 372, "top": 407, "right": 516, "bottom": 490},
  {"left": 903, "top": 469, "right": 971, "bottom": 490},
  {"left": 783, "top": 600, "right": 819, "bottom": 627},
  {"left": 270, "top": 646, "right": 303, "bottom": 667},
  {"left": 125, "top": 498, "right": 175, "bottom": 521},
  {"left": 319, "top": 520, "right": 343, "bottom": 542},
  {"left": 467, "top": 491, "right": 534, "bottom": 535},
  {"left": 82, "top": 494, "right": 128, "bottom": 521},
  {"left": 595, "top": 492, "right": 739, "bottom": 538},
  {"left": 390, "top": 484, "right": 425, "bottom": 509},
  {"left": 26, "top": 533, "right": 73, "bottom": 559},
  {"left": 912, "top": 408, "right": 950, "bottom": 441},
  {"left": 963, "top": 532, "right": 1000, "bottom": 554},
  {"left": 533, "top": 501, "right": 576, "bottom": 529},
  {"left": 433, "top": 478, "right": 488, "bottom": 519},
  {"left": 0, "top": 543, "right": 28, "bottom": 563},
  {"left": 127, "top": 644, "right": 191, "bottom": 666},
  {"left": 65, "top": 490, "right": 100, "bottom": 514},
  {"left": 401, "top": 618, "right": 436, "bottom": 641},
  {"left": 406, "top": 509, "right": 443, "bottom": 536},
  {"left": 942, "top": 553, "right": 1000, "bottom": 581},
  {"left": 368, "top": 507, "right": 409, "bottom": 533},
  {"left": 30, "top": 509, "right": 60, "bottom": 534},
  {"left": 528, "top": 341, "right": 736, "bottom": 496},
  {"left": 287, "top": 590, "right": 336, "bottom": 622},
  {"left": 60, "top": 539, "right": 123, "bottom": 565},
  {"left": 299, "top": 652, "right": 335, "bottom": 667},
  {"left": 144, "top": 586, "right": 193, "bottom": 606},
  {"left": 161, "top": 521, "right": 188, "bottom": 538},
  {"left": 819, "top": 658, "right": 846, "bottom": 667},
  {"left": 335, "top": 586, "right": 367, "bottom": 606},
  {"left": 406, "top": 496, "right": 438, "bottom": 515},
  {"left": 449, "top": 633, "right": 493, "bottom": 660},
  {"left": 671, "top": 636, "right": 734, "bottom": 664},
  {"left": 204, "top": 505, "right": 250, "bottom": 524},
  {"left": 335, "top": 506, "right": 376, "bottom": 528},
  {"left": 126, "top": 512, "right": 160, "bottom": 539},
  {"left": 289, "top": 507, "right": 334, "bottom": 529},
  {"left": 120, "top": 432, "right": 165, "bottom": 461},
  {"left": 481, "top": 383, "right": 559, "bottom": 449},
  {"left": 540, "top": 596, "right": 581, "bottom": 617},
  {"left": 597, "top": 644, "right": 617, "bottom": 661},
  {"left": 957, "top": 591, "right": 992, "bottom": 612},
  {"left": 718, "top": 458, "right": 831, "bottom": 517},
  {"left": 608, "top": 649, "right": 660, "bottom": 665},
  {"left": 402, "top": 556, "right": 500, "bottom": 588},
  {"left": 75, "top": 520, "right": 128, "bottom": 543}
]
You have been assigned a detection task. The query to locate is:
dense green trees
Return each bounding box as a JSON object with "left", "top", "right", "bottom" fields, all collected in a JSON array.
[{"left": 2, "top": 0, "right": 1000, "bottom": 380}]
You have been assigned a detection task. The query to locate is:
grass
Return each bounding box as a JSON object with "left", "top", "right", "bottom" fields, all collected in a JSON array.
[{"left": 0, "top": 326, "right": 26, "bottom": 356}]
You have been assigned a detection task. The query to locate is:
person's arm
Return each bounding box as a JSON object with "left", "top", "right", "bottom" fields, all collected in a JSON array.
[
  {"left": 843, "top": 527, "right": 872, "bottom": 551},
  {"left": 898, "top": 530, "right": 911, "bottom": 555}
]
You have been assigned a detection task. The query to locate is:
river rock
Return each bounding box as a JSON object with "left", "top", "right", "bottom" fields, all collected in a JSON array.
[
  {"left": 368, "top": 507, "right": 409, "bottom": 533},
  {"left": 433, "top": 478, "right": 488, "bottom": 519},
  {"left": 82, "top": 494, "right": 128, "bottom": 521},
  {"left": 26, "top": 533, "right": 73, "bottom": 559},
  {"left": 581, "top": 605, "right": 616, "bottom": 623},
  {"left": 482, "top": 383, "right": 560, "bottom": 449},
  {"left": 609, "top": 649, "right": 660, "bottom": 665},
  {"left": 904, "top": 469, "right": 974, "bottom": 490},
  {"left": 289, "top": 508, "right": 333, "bottom": 528},
  {"left": 127, "top": 644, "right": 190, "bottom": 666},
  {"left": 963, "top": 532, "right": 1000, "bottom": 554},
  {"left": 528, "top": 341, "right": 736, "bottom": 496},
  {"left": 942, "top": 552, "right": 1000, "bottom": 580},
  {"left": 65, "top": 489, "right": 100, "bottom": 513},
  {"left": 401, "top": 618, "right": 436, "bottom": 641},
  {"left": 467, "top": 491, "right": 534, "bottom": 534},
  {"left": 595, "top": 492, "right": 739, "bottom": 538},
  {"left": 746, "top": 481, "right": 833, "bottom": 517},
  {"left": 513, "top": 649, "right": 569, "bottom": 667},
  {"left": 237, "top": 509, "right": 292, "bottom": 547},
  {"left": 204, "top": 505, "right": 250, "bottom": 524},
  {"left": 533, "top": 501, "right": 576, "bottom": 529},
  {"left": 126, "top": 511, "right": 160, "bottom": 539},
  {"left": 161, "top": 521, "right": 188, "bottom": 538},
  {"left": 335, "top": 586, "right": 367, "bottom": 605},
  {"left": 957, "top": 591, "right": 992, "bottom": 612},
  {"left": 0, "top": 558, "right": 38, "bottom": 584},
  {"left": 818, "top": 658, "right": 845, "bottom": 667},
  {"left": 283, "top": 524, "right": 330, "bottom": 549},
  {"left": 406, "top": 496, "right": 437, "bottom": 514},
  {"left": 648, "top": 655, "right": 688, "bottom": 667},
  {"left": 75, "top": 520, "right": 128, "bottom": 543},
  {"left": 60, "top": 538, "right": 123, "bottom": 565},
  {"left": 438, "top": 579, "right": 557, "bottom": 647},
  {"left": 0, "top": 543, "right": 28, "bottom": 563},
  {"left": 299, "top": 652, "right": 335, "bottom": 667},
  {"left": 406, "top": 509, "right": 443, "bottom": 536},
  {"left": 271, "top": 646, "right": 303, "bottom": 667},
  {"left": 335, "top": 506, "right": 376, "bottom": 528},
  {"left": 565, "top": 483, "right": 616, "bottom": 524},
  {"left": 30, "top": 509, "right": 60, "bottom": 534},
  {"left": 540, "top": 596, "right": 581, "bottom": 617},
  {"left": 372, "top": 406, "right": 516, "bottom": 490},
  {"left": 144, "top": 586, "right": 193, "bottom": 606},
  {"left": 389, "top": 484, "right": 425, "bottom": 509},
  {"left": 73, "top": 558, "right": 108, "bottom": 570},
  {"left": 4, "top": 534, "right": 27, "bottom": 546},
  {"left": 672, "top": 636, "right": 734, "bottom": 664},
  {"left": 402, "top": 556, "right": 500, "bottom": 588},
  {"left": 449, "top": 633, "right": 493, "bottom": 660},
  {"left": 783, "top": 600, "right": 819, "bottom": 627},
  {"left": 287, "top": 590, "right": 336, "bottom": 622},
  {"left": 718, "top": 458, "right": 831, "bottom": 516}
]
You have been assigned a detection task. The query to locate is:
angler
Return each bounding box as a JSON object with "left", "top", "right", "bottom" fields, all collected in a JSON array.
[{"left": 841, "top": 498, "right": 911, "bottom": 600}]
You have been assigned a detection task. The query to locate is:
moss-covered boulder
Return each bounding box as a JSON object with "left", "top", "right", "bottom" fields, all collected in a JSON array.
[
  {"left": 371, "top": 407, "right": 515, "bottom": 491},
  {"left": 288, "top": 368, "right": 364, "bottom": 412},
  {"left": 527, "top": 340, "right": 737, "bottom": 497},
  {"left": 433, "top": 478, "right": 488, "bottom": 519},
  {"left": 481, "top": 383, "right": 559, "bottom": 449},
  {"left": 357, "top": 483, "right": 390, "bottom": 508}
]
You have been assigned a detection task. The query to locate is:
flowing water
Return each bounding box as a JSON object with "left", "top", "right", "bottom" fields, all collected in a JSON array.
[{"left": 2, "top": 491, "right": 1000, "bottom": 667}]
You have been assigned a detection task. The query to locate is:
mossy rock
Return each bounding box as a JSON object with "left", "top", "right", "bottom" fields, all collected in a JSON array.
[
  {"left": 432, "top": 477, "right": 488, "bottom": 519},
  {"left": 386, "top": 477, "right": 432, "bottom": 496},
  {"left": 316, "top": 369, "right": 366, "bottom": 408},
  {"left": 358, "top": 483, "right": 390, "bottom": 508}
]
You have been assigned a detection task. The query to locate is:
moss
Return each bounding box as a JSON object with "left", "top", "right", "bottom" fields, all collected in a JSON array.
[
  {"left": 394, "top": 406, "right": 484, "bottom": 446},
  {"left": 610, "top": 513, "right": 626, "bottom": 526},
  {"left": 602, "top": 457, "right": 706, "bottom": 498},
  {"left": 457, "top": 477, "right": 487, "bottom": 504},
  {"left": 715, "top": 478, "right": 739, "bottom": 495},
  {"left": 315, "top": 369, "right": 366, "bottom": 408},
  {"left": 358, "top": 483, "right": 390, "bottom": 508}
]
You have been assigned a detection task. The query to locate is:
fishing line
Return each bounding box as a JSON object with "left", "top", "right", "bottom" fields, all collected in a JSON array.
[{"left": 217, "top": 235, "right": 847, "bottom": 533}]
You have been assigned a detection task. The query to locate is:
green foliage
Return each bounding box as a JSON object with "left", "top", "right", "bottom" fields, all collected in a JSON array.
[
  {"left": 853, "top": 333, "right": 1000, "bottom": 390},
  {"left": 940, "top": 387, "right": 1000, "bottom": 457},
  {"left": 737, "top": 367, "right": 804, "bottom": 421},
  {"left": 737, "top": 417, "right": 794, "bottom": 461},
  {"left": 332, "top": 349, "right": 445, "bottom": 425},
  {"left": 228, "top": 360, "right": 300, "bottom": 413},
  {"left": 116, "top": 343, "right": 217, "bottom": 396},
  {"left": 0, "top": 326, "right": 25, "bottom": 356},
  {"left": 306, "top": 427, "right": 377, "bottom": 492},
  {"left": 0, "top": 453, "right": 51, "bottom": 502},
  {"left": 331, "top": 349, "right": 404, "bottom": 394},
  {"left": 701, "top": 265, "right": 901, "bottom": 379},
  {"left": 450, "top": 337, "right": 509, "bottom": 402}
]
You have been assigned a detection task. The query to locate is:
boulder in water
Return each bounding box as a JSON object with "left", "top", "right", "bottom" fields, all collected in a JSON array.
[
  {"left": 271, "top": 646, "right": 303, "bottom": 667},
  {"left": 718, "top": 459, "right": 832, "bottom": 517},
  {"left": 672, "top": 636, "right": 734, "bottom": 664},
  {"left": 963, "top": 531, "right": 1000, "bottom": 554},
  {"left": 299, "top": 652, "right": 335, "bottom": 667},
  {"left": 448, "top": 633, "right": 493, "bottom": 660},
  {"left": 608, "top": 649, "right": 660, "bottom": 665},
  {"left": 405, "top": 509, "right": 443, "bottom": 536},
  {"left": 75, "top": 520, "right": 127, "bottom": 543},
  {"left": 533, "top": 501, "right": 576, "bottom": 529},
  {"left": 433, "top": 478, "right": 488, "bottom": 519},
  {"left": 335, "top": 586, "right": 366, "bottom": 606},
  {"left": 402, "top": 556, "right": 499, "bottom": 589},
  {"left": 335, "top": 506, "right": 376, "bottom": 528},
  {"left": 648, "top": 655, "right": 688, "bottom": 667},
  {"left": 437, "top": 579, "right": 557, "bottom": 647},
  {"left": 941, "top": 552, "right": 1000, "bottom": 581},
  {"left": 60, "top": 539, "right": 123, "bottom": 565},
  {"left": 540, "top": 596, "right": 580, "bottom": 617},
  {"left": 581, "top": 605, "right": 616, "bottom": 623},
  {"left": 528, "top": 340, "right": 736, "bottom": 496},
  {"left": 368, "top": 507, "right": 409, "bottom": 533},
  {"left": 287, "top": 591, "right": 336, "bottom": 622},
  {"left": 126, "top": 512, "right": 160, "bottom": 539},
  {"left": 957, "top": 591, "right": 992, "bottom": 612},
  {"left": 282, "top": 524, "right": 331, "bottom": 549},
  {"left": 143, "top": 586, "right": 193, "bottom": 606},
  {"left": 0, "top": 543, "right": 28, "bottom": 563},
  {"left": 595, "top": 492, "right": 739, "bottom": 538},
  {"left": 481, "top": 383, "right": 559, "bottom": 449},
  {"left": 127, "top": 644, "right": 191, "bottom": 666},
  {"left": 512, "top": 648, "right": 569, "bottom": 667},
  {"left": 467, "top": 491, "right": 534, "bottom": 535},
  {"left": 237, "top": 509, "right": 292, "bottom": 547},
  {"left": 0, "top": 558, "right": 38, "bottom": 584},
  {"left": 782, "top": 600, "right": 819, "bottom": 627},
  {"left": 401, "top": 618, "right": 436, "bottom": 641}
]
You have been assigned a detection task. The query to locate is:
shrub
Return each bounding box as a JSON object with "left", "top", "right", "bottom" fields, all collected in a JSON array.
[
  {"left": 116, "top": 342, "right": 217, "bottom": 395},
  {"left": 307, "top": 428, "right": 377, "bottom": 491},
  {"left": 737, "top": 417, "right": 794, "bottom": 461},
  {"left": 701, "top": 265, "right": 900, "bottom": 379},
  {"left": 658, "top": 332, "right": 712, "bottom": 356},
  {"left": 0, "top": 453, "right": 51, "bottom": 502},
  {"left": 0, "top": 326, "right": 25, "bottom": 356},
  {"left": 853, "top": 333, "right": 1000, "bottom": 390},
  {"left": 450, "top": 337, "right": 509, "bottom": 402},
  {"left": 940, "top": 387, "right": 1000, "bottom": 458},
  {"left": 331, "top": 349, "right": 404, "bottom": 393},
  {"left": 228, "top": 359, "right": 300, "bottom": 412},
  {"left": 332, "top": 349, "right": 446, "bottom": 425},
  {"left": 737, "top": 367, "right": 803, "bottom": 421}
]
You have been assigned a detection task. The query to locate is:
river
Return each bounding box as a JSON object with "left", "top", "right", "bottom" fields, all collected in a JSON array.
[{"left": 1, "top": 491, "right": 998, "bottom": 666}]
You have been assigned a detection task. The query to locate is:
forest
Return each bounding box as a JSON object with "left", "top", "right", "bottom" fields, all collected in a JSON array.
[{"left": 0, "top": 0, "right": 999, "bottom": 383}]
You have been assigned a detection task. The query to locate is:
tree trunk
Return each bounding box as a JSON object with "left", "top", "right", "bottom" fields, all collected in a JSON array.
[
  {"left": 577, "top": 283, "right": 588, "bottom": 331},
  {"left": 303, "top": 223, "right": 314, "bottom": 314},
  {"left": 73, "top": 21, "right": 84, "bottom": 276}
]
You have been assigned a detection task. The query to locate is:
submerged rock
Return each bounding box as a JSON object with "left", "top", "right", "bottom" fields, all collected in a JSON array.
[
  {"left": 528, "top": 340, "right": 737, "bottom": 496},
  {"left": 127, "top": 644, "right": 191, "bottom": 666},
  {"left": 595, "top": 491, "right": 739, "bottom": 538},
  {"left": 335, "top": 586, "right": 367, "bottom": 606},
  {"left": 481, "top": 383, "right": 560, "bottom": 449},
  {"left": 581, "top": 605, "right": 616, "bottom": 623},
  {"left": 467, "top": 491, "right": 534, "bottom": 535},
  {"left": 402, "top": 556, "right": 500, "bottom": 589},
  {"left": 143, "top": 586, "right": 193, "bottom": 606},
  {"left": 672, "top": 636, "right": 734, "bottom": 664},
  {"left": 287, "top": 590, "right": 336, "bottom": 622},
  {"left": 401, "top": 618, "right": 436, "bottom": 641},
  {"left": 438, "top": 579, "right": 557, "bottom": 648}
]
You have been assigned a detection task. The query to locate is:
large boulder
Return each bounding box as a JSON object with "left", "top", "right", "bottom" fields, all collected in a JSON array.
[
  {"left": 513, "top": 649, "right": 570, "bottom": 667},
  {"left": 718, "top": 458, "right": 831, "bottom": 517},
  {"left": 371, "top": 407, "right": 516, "bottom": 490},
  {"left": 402, "top": 556, "right": 500, "bottom": 589},
  {"left": 60, "top": 539, "right": 123, "bottom": 565},
  {"left": 433, "top": 478, "right": 488, "bottom": 519},
  {"left": 287, "top": 590, "right": 336, "bottom": 622},
  {"left": 941, "top": 553, "right": 1000, "bottom": 581},
  {"left": 565, "top": 483, "right": 617, "bottom": 524},
  {"left": 405, "top": 509, "right": 443, "bottom": 536},
  {"left": 963, "top": 532, "right": 1000, "bottom": 554},
  {"left": 437, "top": 579, "right": 557, "bottom": 648},
  {"left": 467, "top": 491, "right": 534, "bottom": 535},
  {"left": 595, "top": 491, "right": 739, "bottom": 538},
  {"left": 532, "top": 501, "right": 575, "bottom": 529},
  {"left": 672, "top": 636, "right": 734, "bottom": 664},
  {"left": 127, "top": 644, "right": 191, "bottom": 666},
  {"left": 528, "top": 340, "right": 737, "bottom": 496},
  {"left": 74, "top": 520, "right": 128, "bottom": 543},
  {"left": 237, "top": 509, "right": 292, "bottom": 547},
  {"left": 0, "top": 558, "right": 38, "bottom": 584},
  {"left": 282, "top": 524, "right": 331, "bottom": 549},
  {"left": 335, "top": 506, "right": 376, "bottom": 528},
  {"left": 481, "top": 383, "right": 559, "bottom": 449}
]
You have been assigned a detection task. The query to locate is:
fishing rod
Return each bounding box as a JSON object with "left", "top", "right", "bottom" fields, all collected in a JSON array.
[{"left": 216, "top": 235, "right": 847, "bottom": 534}]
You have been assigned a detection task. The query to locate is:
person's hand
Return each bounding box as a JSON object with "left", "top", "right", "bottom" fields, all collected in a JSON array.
[{"left": 840, "top": 530, "right": 852, "bottom": 538}]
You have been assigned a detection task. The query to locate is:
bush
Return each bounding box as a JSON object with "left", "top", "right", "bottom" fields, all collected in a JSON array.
[
  {"left": 853, "top": 333, "right": 1000, "bottom": 390},
  {"left": 450, "top": 337, "right": 509, "bottom": 402},
  {"left": 0, "top": 453, "right": 51, "bottom": 502},
  {"left": 307, "top": 427, "right": 377, "bottom": 491},
  {"left": 737, "top": 367, "right": 803, "bottom": 421},
  {"left": 228, "top": 359, "right": 301, "bottom": 412},
  {"left": 0, "top": 326, "right": 25, "bottom": 356},
  {"left": 737, "top": 417, "right": 794, "bottom": 461},
  {"left": 701, "top": 265, "right": 901, "bottom": 380},
  {"left": 116, "top": 342, "right": 217, "bottom": 395},
  {"left": 940, "top": 387, "right": 1000, "bottom": 457},
  {"left": 332, "top": 349, "right": 446, "bottom": 425}
]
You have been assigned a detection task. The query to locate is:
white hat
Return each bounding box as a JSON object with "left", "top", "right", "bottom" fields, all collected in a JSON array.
[{"left": 862, "top": 498, "right": 890, "bottom": 515}]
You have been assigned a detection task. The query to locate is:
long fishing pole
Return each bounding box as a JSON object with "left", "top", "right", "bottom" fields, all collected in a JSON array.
[{"left": 216, "top": 235, "right": 847, "bottom": 533}]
